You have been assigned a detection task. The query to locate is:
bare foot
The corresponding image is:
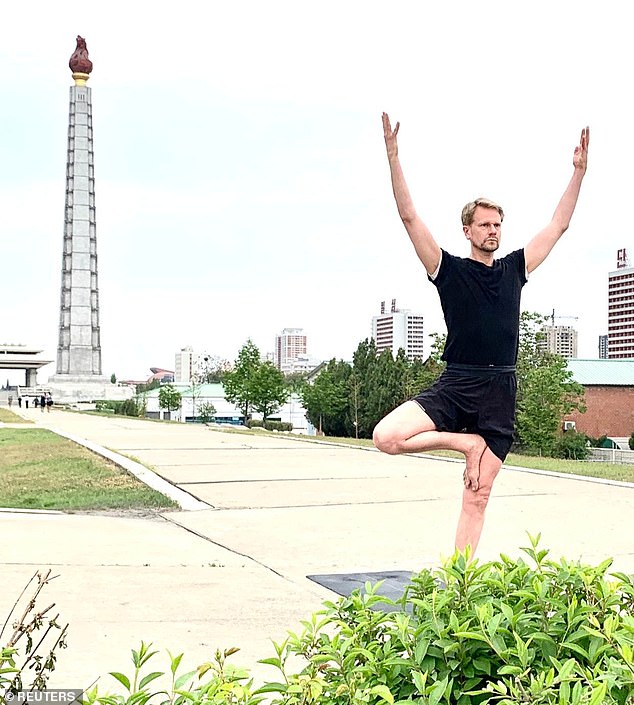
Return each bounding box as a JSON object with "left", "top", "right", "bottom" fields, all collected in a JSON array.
[{"left": 462, "top": 436, "right": 487, "bottom": 491}]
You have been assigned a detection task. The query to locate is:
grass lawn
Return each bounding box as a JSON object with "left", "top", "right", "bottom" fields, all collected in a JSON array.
[
  {"left": 0, "top": 408, "right": 31, "bottom": 423},
  {"left": 0, "top": 427, "right": 178, "bottom": 511}
]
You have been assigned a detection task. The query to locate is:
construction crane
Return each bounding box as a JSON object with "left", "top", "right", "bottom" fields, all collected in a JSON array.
[{"left": 549, "top": 309, "right": 578, "bottom": 326}]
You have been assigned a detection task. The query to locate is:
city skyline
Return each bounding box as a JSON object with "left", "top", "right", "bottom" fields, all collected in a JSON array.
[{"left": 1, "top": 2, "right": 632, "bottom": 382}]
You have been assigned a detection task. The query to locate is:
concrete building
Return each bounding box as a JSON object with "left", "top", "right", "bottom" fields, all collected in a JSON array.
[
  {"left": 371, "top": 299, "right": 425, "bottom": 361},
  {"left": 607, "top": 248, "right": 634, "bottom": 359},
  {"left": 174, "top": 347, "right": 215, "bottom": 383},
  {"left": 540, "top": 325, "right": 578, "bottom": 358},
  {"left": 274, "top": 328, "right": 315, "bottom": 374},
  {"left": 565, "top": 358, "right": 634, "bottom": 440},
  {"left": 598, "top": 335, "right": 608, "bottom": 359},
  {"left": 142, "top": 383, "right": 313, "bottom": 433},
  {"left": 47, "top": 37, "right": 131, "bottom": 404},
  {"left": 0, "top": 345, "right": 52, "bottom": 389}
]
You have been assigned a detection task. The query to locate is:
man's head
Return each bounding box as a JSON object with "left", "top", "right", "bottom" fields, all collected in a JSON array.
[
  {"left": 462, "top": 198, "right": 504, "bottom": 256},
  {"left": 461, "top": 197, "right": 504, "bottom": 227}
]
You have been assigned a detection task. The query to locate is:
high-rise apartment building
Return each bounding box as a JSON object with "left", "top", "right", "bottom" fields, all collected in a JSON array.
[
  {"left": 539, "top": 325, "right": 578, "bottom": 358},
  {"left": 371, "top": 299, "right": 425, "bottom": 361},
  {"left": 274, "top": 328, "right": 308, "bottom": 374},
  {"left": 174, "top": 346, "right": 211, "bottom": 383},
  {"left": 598, "top": 335, "right": 608, "bottom": 359},
  {"left": 607, "top": 248, "right": 634, "bottom": 359}
]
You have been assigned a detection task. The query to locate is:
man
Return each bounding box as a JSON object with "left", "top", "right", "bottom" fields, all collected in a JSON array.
[{"left": 373, "top": 113, "right": 589, "bottom": 555}]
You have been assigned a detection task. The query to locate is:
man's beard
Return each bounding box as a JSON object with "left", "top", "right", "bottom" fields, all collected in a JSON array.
[{"left": 475, "top": 239, "right": 499, "bottom": 253}]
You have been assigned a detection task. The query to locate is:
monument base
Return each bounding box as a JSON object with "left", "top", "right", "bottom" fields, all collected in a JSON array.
[{"left": 47, "top": 375, "right": 135, "bottom": 404}]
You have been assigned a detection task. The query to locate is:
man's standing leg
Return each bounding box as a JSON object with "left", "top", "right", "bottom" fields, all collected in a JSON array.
[{"left": 454, "top": 447, "right": 502, "bottom": 554}]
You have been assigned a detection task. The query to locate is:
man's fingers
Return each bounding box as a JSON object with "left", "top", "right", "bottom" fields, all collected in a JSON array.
[{"left": 394, "top": 121, "right": 400, "bottom": 137}]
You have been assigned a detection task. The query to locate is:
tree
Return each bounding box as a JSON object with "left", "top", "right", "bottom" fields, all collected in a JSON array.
[
  {"left": 196, "top": 355, "right": 230, "bottom": 383},
  {"left": 158, "top": 384, "right": 182, "bottom": 417},
  {"left": 516, "top": 355, "right": 586, "bottom": 456},
  {"left": 110, "top": 373, "right": 117, "bottom": 384},
  {"left": 223, "top": 339, "right": 262, "bottom": 422},
  {"left": 250, "top": 362, "right": 289, "bottom": 421},
  {"left": 198, "top": 401, "right": 216, "bottom": 424},
  {"left": 301, "top": 359, "right": 352, "bottom": 436}
]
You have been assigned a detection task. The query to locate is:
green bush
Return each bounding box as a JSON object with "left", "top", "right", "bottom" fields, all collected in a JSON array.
[
  {"left": 552, "top": 430, "right": 590, "bottom": 460},
  {"left": 246, "top": 420, "right": 293, "bottom": 432},
  {"left": 629, "top": 432, "right": 634, "bottom": 451},
  {"left": 95, "top": 399, "right": 140, "bottom": 417},
  {"left": 87, "top": 537, "right": 634, "bottom": 705}
]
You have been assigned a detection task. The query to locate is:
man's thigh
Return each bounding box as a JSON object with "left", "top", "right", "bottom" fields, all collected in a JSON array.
[{"left": 374, "top": 400, "right": 437, "bottom": 440}]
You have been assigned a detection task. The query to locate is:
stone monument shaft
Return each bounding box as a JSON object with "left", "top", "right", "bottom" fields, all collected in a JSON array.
[{"left": 56, "top": 36, "right": 102, "bottom": 376}]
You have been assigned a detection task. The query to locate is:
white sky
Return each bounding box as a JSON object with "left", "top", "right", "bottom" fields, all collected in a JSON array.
[{"left": 1, "top": 1, "right": 631, "bottom": 382}]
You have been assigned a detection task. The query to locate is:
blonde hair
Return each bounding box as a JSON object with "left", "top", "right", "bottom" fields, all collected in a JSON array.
[{"left": 461, "top": 198, "right": 504, "bottom": 226}]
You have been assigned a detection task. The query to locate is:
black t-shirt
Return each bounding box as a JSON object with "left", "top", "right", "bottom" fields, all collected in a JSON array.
[{"left": 430, "top": 248, "right": 527, "bottom": 366}]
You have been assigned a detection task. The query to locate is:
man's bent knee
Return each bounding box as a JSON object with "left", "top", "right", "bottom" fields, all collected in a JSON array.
[{"left": 373, "top": 424, "right": 403, "bottom": 455}]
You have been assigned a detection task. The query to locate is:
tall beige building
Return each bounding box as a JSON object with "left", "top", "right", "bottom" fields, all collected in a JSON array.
[
  {"left": 540, "top": 325, "right": 578, "bottom": 358},
  {"left": 371, "top": 299, "right": 425, "bottom": 361},
  {"left": 607, "top": 248, "right": 634, "bottom": 359}
]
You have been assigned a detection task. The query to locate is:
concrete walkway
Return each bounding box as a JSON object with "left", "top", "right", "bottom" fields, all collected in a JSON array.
[{"left": 1, "top": 407, "right": 633, "bottom": 693}]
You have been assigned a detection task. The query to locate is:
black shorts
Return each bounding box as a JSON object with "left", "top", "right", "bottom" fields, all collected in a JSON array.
[{"left": 413, "top": 365, "right": 517, "bottom": 462}]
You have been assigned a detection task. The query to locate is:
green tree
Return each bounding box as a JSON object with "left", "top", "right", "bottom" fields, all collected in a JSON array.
[
  {"left": 158, "top": 384, "right": 182, "bottom": 417},
  {"left": 198, "top": 401, "right": 216, "bottom": 424},
  {"left": 197, "top": 355, "right": 230, "bottom": 383},
  {"left": 301, "top": 359, "right": 352, "bottom": 436},
  {"left": 350, "top": 338, "right": 380, "bottom": 438},
  {"left": 516, "top": 356, "right": 586, "bottom": 456},
  {"left": 516, "top": 310, "right": 550, "bottom": 407},
  {"left": 136, "top": 379, "right": 161, "bottom": 394},
  {"left": 223, "top": 339, "right": 261, "bottom": 422},
  {"left": 251, "top": 362, "right": 289, "bottom": 421},
  {"left": 110, "top": 373, "right": 117, "bottom": 384}
]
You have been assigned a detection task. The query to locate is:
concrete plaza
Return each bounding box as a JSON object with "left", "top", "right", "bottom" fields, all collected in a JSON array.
[{"left": 1, "top": 408, "right": 633, "bottom": 692}]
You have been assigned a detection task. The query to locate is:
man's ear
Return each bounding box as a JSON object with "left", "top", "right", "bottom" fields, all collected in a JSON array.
[{"left": 463, "top": 225, "right": 471, "bottom": 240}]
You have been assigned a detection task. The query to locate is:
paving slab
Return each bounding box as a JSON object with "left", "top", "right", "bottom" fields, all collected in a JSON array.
[{"left": 2, "top": 408, "right": 634, "bottom": 695}]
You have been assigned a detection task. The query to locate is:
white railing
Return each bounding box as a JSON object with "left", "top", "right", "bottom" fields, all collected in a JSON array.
[{"left": 587, "top": 448, "right": 634, "bottom": 464}]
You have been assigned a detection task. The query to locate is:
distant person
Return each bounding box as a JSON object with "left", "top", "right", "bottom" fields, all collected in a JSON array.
[
  {"left": 34, "top": 397, "right": 39, "bottom": 408},
  {"left": 7, "top": 395, "right": 12, "bottom": 407},
  {"left": 46, "top": 394, "right": 53, "bottom": 412},
  {"left": 25, "top": 398, "right": 29, "bottom": 409},
  {"left": 40, "top": 394, "right": 46, "bottom": 412},
  {"left": 17, "top": 396, "right": 22, "bottom": 408},
  {"left": 373, "top": 113, "right": 589, "bottom": 556}
]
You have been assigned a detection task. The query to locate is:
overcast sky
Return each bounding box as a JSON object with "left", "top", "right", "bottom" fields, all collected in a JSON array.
[{"left": 1, "top": 1, "right": 631, "bottom": 382}]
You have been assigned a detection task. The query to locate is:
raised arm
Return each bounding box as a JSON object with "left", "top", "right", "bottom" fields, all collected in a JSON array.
[
  {"left": 524, "top": 127, "right": 590, "bottom": 274},
  {"left": 383, "top": 113, "right": 441, "bottom": 275}
]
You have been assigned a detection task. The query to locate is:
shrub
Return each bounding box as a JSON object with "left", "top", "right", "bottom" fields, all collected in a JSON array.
[
  {"left": 246, "top": 420, "right": 293, "bottom": 432},
  {"left": 1, "top": 571, "right": 68, "bottom": 698},
  {"left": 87, "top": 536, "right": 634, "bottom": 705},
  {"left": 629, "top": 432, "right": 634, "bottom": 451},
  {"left": 552, "top": 429, "right": 590, "bottom": 459}
]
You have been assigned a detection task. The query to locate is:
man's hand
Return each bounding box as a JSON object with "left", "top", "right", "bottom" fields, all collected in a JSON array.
[
  {"left": 382, "top": 112, "right": 400, "bottom": 161},
  {"left": 573, "top": 126, "right": 590, "bottom": 173}
]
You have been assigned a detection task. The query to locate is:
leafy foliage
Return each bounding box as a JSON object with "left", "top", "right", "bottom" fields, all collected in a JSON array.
[
  {"left": 223, "top": 339, "right": 262, "bottom": 422},
  {"left": 553, "top": 429, "right": 590, "bottom": 460},
  {"left": 250, "top": 362, "right": 289, "bottom": 421},
  {"left": 516, "top": 356, "right": 586, "bottom": 456},
  {"left": 158, "top": 384, "right": 182, "bottom": 414},
  {"left": 88, "top": 537, "right": 634, "bottom": 705},
  {"left": 197, "top": 401, "right": 216, "bottom": 424},
  {"left": 301, "top": 359, "right": 352, "bottom": 436},
  {"left": 1, "top": 571, "right": 68, "bottom": 698}
]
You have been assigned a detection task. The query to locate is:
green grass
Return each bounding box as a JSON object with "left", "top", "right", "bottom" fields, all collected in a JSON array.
[
  {"left": 0, "top": 408, "right": 31, "bottom": 423},
  {"left": 0, "top": 428, "right": 178, "bottom": 511}
]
